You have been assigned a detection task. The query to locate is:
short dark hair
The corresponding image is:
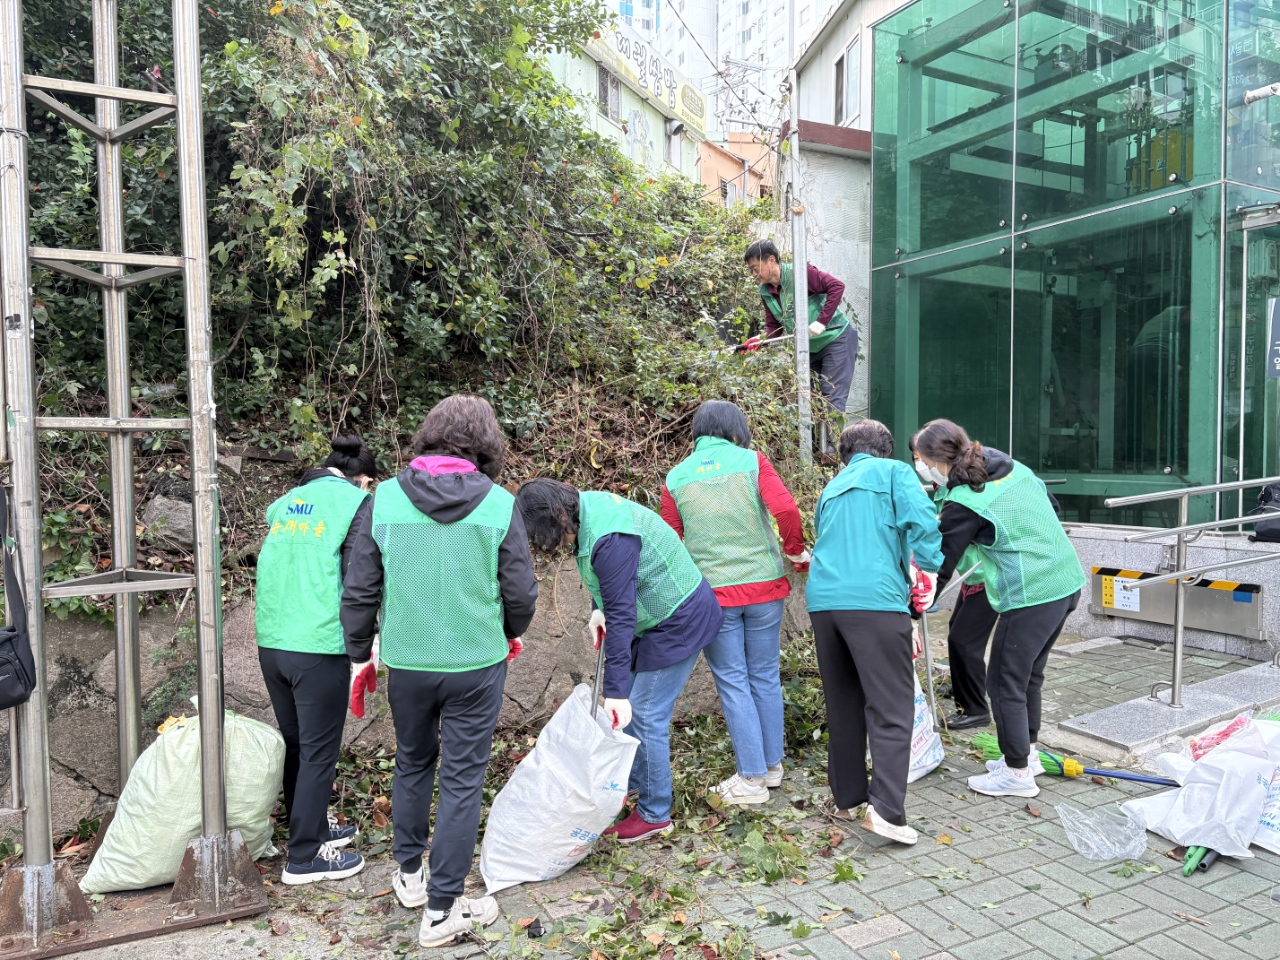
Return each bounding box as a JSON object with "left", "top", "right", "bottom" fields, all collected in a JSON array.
[
  {"left": 516, "top": 478, "right": 580, "bottom": 553},
  {"left": 838, "top": 419, "right": 894, "bottom": 462},
  {"left": 410, "top": 394, "right": 506, "bottom": 481},
  {"left": 691, "top": 400, "right": 751, "bottom": 448},
  {"left": 744, "top": 239, "right": 780, "bottom": 264},
  {"left": 323, "top": 435, "right": 377, "bottom": 478}
]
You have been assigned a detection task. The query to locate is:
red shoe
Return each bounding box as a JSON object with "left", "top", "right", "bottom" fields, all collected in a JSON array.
[{"left": 602, "top": 810, "right": 673, "bottom": 845}]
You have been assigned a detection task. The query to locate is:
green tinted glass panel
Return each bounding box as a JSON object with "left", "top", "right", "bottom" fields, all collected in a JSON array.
[
  {"left": 1014, "top": 1, "right": 1222, "bottom": 226},
  {"left": 1228, "top": 1, "right": 1280, "bottom": 188},
  {"left": 869, "top": 244, "right": 1012, "bottom": 452},
  {"left": 1223, "top": 183, "right": 1280, "bottom": 519},
  {"left": 872, "top": 0, "right": 1016, "bottom": 267},
  {"left": 1009, "top": 187, "right": 1222, "bottom": 524}
]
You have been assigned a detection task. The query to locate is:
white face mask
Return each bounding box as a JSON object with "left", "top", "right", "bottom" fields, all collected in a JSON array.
[
  {"left": 914, "top": 460, "right": 933, "bottom": 483},
  {"left": 928, "top": 465, "right": 950, "bottom": 487}
]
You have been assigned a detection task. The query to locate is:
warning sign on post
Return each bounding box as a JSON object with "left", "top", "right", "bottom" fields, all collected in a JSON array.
[{"left": 1101, "top": 575, "right": 1141, "bottom": 612}]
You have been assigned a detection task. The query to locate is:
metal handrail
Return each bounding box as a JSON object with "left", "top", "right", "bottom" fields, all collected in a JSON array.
[
  {"left": 1104, "top": 475, "right": 1280, "bottom": 509},
  {"left": 1116, "top": 552, "right": 1280, "bottom": 589},
  {"left": 1102, "top": 473, "right": 1280, "bottom": 709},
  {"left": 1125, "top": 509, "right": 1280, "bottom": 542}
]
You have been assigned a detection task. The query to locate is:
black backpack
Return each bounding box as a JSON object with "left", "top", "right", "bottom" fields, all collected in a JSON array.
[
  {"left": 0, "top": 486, "right": 36, "bottom": 710},
  {"left": 1250, "top": 483, "right": 1280, "bottom": 543}
]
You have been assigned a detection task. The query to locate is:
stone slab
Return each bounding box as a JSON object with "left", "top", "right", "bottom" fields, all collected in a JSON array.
[
  {"left": 830, "top": 914, "right": 912, "bottom": 950},
  {"left": 1190, "top": 662, "right": 1280, "bottom": 710},
  {"left": 1059, "top": 687, "right": 1245, "bottom": 750}
]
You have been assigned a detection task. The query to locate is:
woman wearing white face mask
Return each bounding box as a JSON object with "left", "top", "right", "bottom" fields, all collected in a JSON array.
[
  {"left": 914, "top": 420, "right": 1084, "bottom": 800},
  {"left": 908, "top": 431, "right": 996, "bottom": 731}
]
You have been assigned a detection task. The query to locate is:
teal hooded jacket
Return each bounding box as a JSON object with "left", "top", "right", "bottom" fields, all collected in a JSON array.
[{"left": 807, "top": 454, "right": 944, "bottom": 613}]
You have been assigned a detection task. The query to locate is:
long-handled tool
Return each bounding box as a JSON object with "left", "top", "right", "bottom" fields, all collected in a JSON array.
[
  {"left": 722, "top": 333, "right": 795, "bottom": 354},
  {"left": 972, "top": 733, "right": 1180, "bottom": 787},
  {"left": 918, "top": 563, "right": 981, "bottom": 728},
  {"left": 591, "top": 633, "right": 606, "bottom": 724}
]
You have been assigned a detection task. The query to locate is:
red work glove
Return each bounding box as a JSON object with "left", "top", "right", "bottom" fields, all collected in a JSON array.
[
  {"left": 506, "top": 636, "right": 524, "bottom": 662},
  {"left": 349, "top": 660, "right": 377, "bottom": 718},
  {"left": 737, "top": 336, "right": 763, "bottom": 353},
  {"left": 909, "top": 563, "right": 934, "bottom": 619}
]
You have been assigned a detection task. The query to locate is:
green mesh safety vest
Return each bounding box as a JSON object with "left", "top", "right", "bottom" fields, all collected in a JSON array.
[
  {"left": 665, "top": 437, "right": 785, "bottom": 589},
  {"left": 932, "top": 483, "right": 991, "bottom": 600},
  {"left": 760, "top": 263, "right": 849, "bottom": 353},
  {"left": 256, "top": 475, "right": 369, "bottom": 655},
  {"left": 372, "top": 478, "right": 513, "bottom": 672},
  {"left": 942, "top": 461, "right": 1085, "bottom": 613},
  {"left": 575, "top": 492, "right": 704, "bottom": 636}
]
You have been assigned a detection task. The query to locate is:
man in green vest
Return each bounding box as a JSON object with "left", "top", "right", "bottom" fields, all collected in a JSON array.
[
  {"left": 741, "top": 239, "right": 858, "bottom": 452},
  {"left": 256, "top": 435, "right": 375, "bottom": 885}
]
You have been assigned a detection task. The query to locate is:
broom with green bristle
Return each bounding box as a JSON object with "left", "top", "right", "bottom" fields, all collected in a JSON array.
[{"left": 970, "top": 732, "right": 1178, "bottom": 787}]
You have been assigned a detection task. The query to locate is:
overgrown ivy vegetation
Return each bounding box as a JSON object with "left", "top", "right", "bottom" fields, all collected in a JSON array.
[{"left": 24, "top": 0, "right": 823, "bottom": 616}]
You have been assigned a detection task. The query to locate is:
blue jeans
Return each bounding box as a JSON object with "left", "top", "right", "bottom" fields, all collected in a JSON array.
[
  {"left": 703, "top": 599, "right": 785, "bottom": 778},
  {"left": 625, "top": 650, "right": 701, "bottom": 824}
]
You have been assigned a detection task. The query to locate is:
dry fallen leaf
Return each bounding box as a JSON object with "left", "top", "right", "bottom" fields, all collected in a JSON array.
[
  {"left": 790, "top": 878, "right": 806, "bottom": 886},
  {"left": 672, "top": 910, "right": 687, "bottom": 925},
  {"left": 372, "top": 809, "right": 389, "bottom": 829},
  {"left": 328, "top": 932, "right": 341, "bottom": 945},
  {"left": 936, "top": 834, "right": 953, "bottom": 846},
  {"left": 828, "top": 829, "right": 845, "bottom": 848},
  {"left": 1026, "top": 803, "right": 1042, "bottom": 818},
  {"left": 694, "top": 856, "right": 714, "bottom": 869},
  {"left": 646, "top": 933, "right": 665, "bottom": 946},
  {"left": 819, "top": 913, "right": 842, "bottom": 922},
  {"left": 625, "top": 900, "right": 643, "bottom": 923},
  {"left": 269, "top": 920, "right": 289, "bottom": 937},
  {"left": 517, "top": 918, "right": 537, "bottom": 929},
  {"left": 889, "top": 951, "right": 901, "bottom": 960},
  {"left": 1091, "top": 776, "right": 1107, "bottom": 785}
]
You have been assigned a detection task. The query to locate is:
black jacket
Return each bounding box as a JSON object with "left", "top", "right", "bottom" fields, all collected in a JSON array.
[{"left": 340, "top": 466, "right": 539, "bottom": 663}]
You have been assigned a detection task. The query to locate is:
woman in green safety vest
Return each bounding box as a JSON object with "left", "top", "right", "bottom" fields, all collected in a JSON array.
[
  {"left": 255, "top": 435, "right": 375, "bottom": 886},
  {"left": 516, "top": 479, "right": 724, "bottom": 844},
  {"left": 661, "top": 400, "right": 810, "bottom": 807},
  {"left": 341, "top": 395, "right": 538, "bottom": 949},
  {"left": 914, "top": 419, "right": 1086, "bottom": 801}
]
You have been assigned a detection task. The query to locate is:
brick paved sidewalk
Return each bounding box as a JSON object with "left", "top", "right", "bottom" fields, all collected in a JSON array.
[{"left": 77, "top": 638, "right": 1280, "bottom": 960}]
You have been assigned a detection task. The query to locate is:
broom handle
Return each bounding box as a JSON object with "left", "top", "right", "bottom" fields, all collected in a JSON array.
[
  {"left": 591, "top": 636, "right": 606, "bottom": 722},
  {"left": 919, "top": 563, "right": 981, "bottom": 727}
]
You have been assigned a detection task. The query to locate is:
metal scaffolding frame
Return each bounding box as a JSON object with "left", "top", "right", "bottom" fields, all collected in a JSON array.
[{"left": 0, "top": 0, "right": 265, "bottom": 950}]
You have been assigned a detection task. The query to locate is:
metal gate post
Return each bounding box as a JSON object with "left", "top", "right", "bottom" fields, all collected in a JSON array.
[
  {"left": 93, "top": 0, "right": 144, "bottom": 787},
  {"left": 787, "top": 68, "right": 812, "bottom": 467}
]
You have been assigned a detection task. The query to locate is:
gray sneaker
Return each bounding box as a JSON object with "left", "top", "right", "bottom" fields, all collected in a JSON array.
[
  {"left": 418, "top": 895, "right": 500, "bottom": 947},
  {"left": 393, "top": 866, "right": 428, "bottom": 908}
]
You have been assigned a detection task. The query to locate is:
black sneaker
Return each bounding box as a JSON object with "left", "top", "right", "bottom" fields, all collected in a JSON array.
[
  {"left": 281, "top": 842, "right": 365, "bottom": 885},
  {"left": 943, "top": 712, "right": 990, "bottom": 731},
  {"left": 327, "top": 814, "right": 358, "bottom": 847}
]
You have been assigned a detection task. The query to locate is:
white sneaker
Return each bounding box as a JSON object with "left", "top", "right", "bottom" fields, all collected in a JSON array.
[
  {"left": 860, "top": 804, "right": 918, "bottom": 845},
  {"left": 986, "top": 752, "right": 1046, "bottom": 777},
  {"left": 969, "top": 759, "right": 1040, "bottom": 798},
  {"left": 765, "top": 763, "right": 784, "bottom": 788},
  {"left": 394, "top": 865, "right": 428, "bottom": 909},
  {"left": 710, "top": 773, "right": 769, "bottom": 806},
  {"left": 418, "top": 895, "right": 500, "bottom": 947}
]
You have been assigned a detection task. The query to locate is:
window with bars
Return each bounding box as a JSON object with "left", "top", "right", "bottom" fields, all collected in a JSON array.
[{"left": 597, "top": 65, "right": 621, "bottom": 122}]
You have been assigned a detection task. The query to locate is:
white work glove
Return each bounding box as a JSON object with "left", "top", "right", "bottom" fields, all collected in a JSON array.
[
  {"left": 603, "top": 697, "right": 632, "bottom": 730},
  {"left": 808, "top": 320, "right": 825, "bottom": 337},
  {"left": 588, "top": 609, "right": 607, "bottom": 650},
  {"left": 911, "top": 623, "right": 923, "bottom": 661}
]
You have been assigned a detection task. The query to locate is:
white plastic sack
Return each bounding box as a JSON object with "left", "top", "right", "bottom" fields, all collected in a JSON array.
[
  {"left": 1056, "top": 802, "right": 1148, "bottom": 861},
  {"left": 908, "top": 672, "right": 944, "bottom": 784},
  {"left": 81, "top": 710, "right": 284, "bottom": 894},
  {"left": 1123, "top": 750, "right": 1276, "bottom": 858},
  {"left": 1253, "top": 767, "right": 1280, "bottom": 856},
  {"left": 480, "top": 683, "right": 638, "bottom": 894}
]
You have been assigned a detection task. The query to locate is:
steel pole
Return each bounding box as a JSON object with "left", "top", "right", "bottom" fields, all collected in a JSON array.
[
  {"left": 93, "top": 0, "right": 142, "bottom": 788},
  {"left": 788, "top": 68, "right": 812, "bottom": 466},
  {"left": 0, "top": 0, "right": 54, "bottom": 866},
  {"left": 172, "top": 0, "right": 226, "bottom": 834},
  {"left": 1169, "top": 494, "right": 1188, "bottom": 708}
]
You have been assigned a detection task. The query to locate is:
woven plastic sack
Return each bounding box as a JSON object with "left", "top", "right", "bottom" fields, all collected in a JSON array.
[
  {"left": 480, "top": 683, "right": 638, "bottom": 894},
  {"left": 908, "top": 672, "right": 944, "bottom": 783},
  {"left": 81, "top": 709, "right": 284, "bottom": 893},
  {"left": 1056, "top": 802, "right": 1148, "bottom": 862}
]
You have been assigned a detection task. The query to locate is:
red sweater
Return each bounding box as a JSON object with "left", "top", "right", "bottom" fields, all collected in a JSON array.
[{"left": 661, "top": 452, "right": 806, "bottom": 607}]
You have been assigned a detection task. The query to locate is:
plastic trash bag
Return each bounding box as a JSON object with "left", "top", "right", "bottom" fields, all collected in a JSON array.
[
  {"left": 81, "top": 709, "right": 284, "bottom": 893},
  {"left": 1123, "top": 750, "right": 1276, "bottom": 858},
  {"left": 1254, "top": 767, "right": 1280, "bottom": 856},
  {"left": 908, "top": 671, "right": 943, "bottom": 784},
  {"left": 480, "top": 683, "right": 639, "bottom": 894},
  {"left": 1056, "top": 802, "right": 1148, "bottom": 861}
]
